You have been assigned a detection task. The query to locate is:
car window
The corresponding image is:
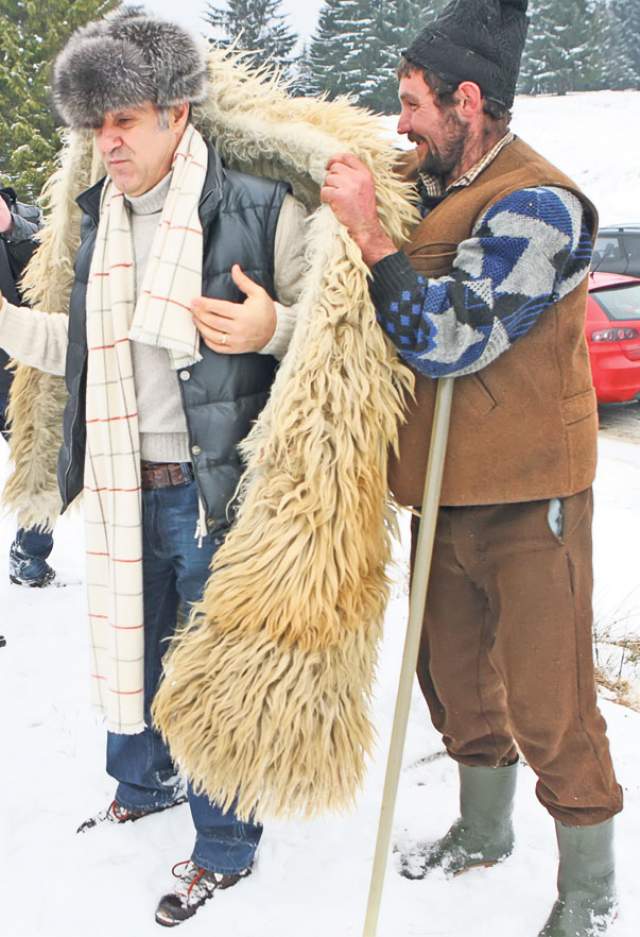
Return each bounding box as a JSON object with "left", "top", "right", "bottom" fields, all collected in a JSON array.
[
  {"left": 593, "top": 235, "right": 627, "bottom": 273},
  {"left": 623, "top": 235, "right": 640, "bottom": 275},
  {"left": 592, "top": 283, "right": 640, "bottom": 321}
]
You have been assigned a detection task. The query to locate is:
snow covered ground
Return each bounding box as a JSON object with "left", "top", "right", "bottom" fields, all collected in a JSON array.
[
  {"left": 592, "top": 437, "right": 640, "bottom": 707},
  {"left": 510, "top": 91, "right": 640, "bottom": 227},
  {"left": 0, "top": 437, "right": 638, "bottom": 937},
  {"left": 1, "top": 91, "right": 639, "bottom": 937}
]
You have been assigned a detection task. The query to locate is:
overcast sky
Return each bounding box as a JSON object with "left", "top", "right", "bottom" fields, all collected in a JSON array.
[{"left": 144, "top": 0, "right": 324, "bottom": 43}]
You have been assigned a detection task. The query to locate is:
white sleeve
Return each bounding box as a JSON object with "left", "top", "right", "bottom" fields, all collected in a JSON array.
[
  {"left": 259, "top": 193, "right": 307, "bottom": 360},
  {"left": 0, "top": 297, "right": 69, "bottom": 376}
]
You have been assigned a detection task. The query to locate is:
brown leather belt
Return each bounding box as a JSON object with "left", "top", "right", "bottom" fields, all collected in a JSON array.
[{"left": 140, "top": 461, "right": 194, "bottom": 490}]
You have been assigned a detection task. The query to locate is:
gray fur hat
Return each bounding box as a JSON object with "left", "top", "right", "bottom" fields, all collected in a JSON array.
[{"left": 52, "top": 5, "right": 207, "bottom": 128}]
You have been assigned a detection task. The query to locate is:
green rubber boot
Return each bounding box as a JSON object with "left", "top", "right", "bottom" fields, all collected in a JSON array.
[
  {"left": 400, "top": 762, "right": 517, "bottom": 879},
  {"left": 538, "top": 819, "right": 617, "bottom": 937}
]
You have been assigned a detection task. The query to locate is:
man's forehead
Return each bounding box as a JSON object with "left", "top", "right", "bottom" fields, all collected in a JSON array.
[
  {"left": 101, "top": 102, "right": 156, "bottom": 122},
  {"left": 399, "top": 72, "right": 431, "bottom": 102}
]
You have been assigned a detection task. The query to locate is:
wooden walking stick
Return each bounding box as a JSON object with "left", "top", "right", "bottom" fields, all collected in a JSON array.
[{"left": 363, "top": 376, "right": 455, "bottom": 937}]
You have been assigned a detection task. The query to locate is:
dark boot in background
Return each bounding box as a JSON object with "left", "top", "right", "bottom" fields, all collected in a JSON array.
[{"left": 9, "top": 526, "right": 55, "bottom": 587}]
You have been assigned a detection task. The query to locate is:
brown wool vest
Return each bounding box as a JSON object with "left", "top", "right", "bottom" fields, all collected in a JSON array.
[{"left": 389, "top": 137, "right": 599, "bottom": 507}]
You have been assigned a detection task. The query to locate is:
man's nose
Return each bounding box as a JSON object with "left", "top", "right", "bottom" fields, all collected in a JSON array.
[
  {"left": 96, "top": 127, "right": 122, "bottom": 154},
  {"left": 397, "top": 112, "right": 410, "bottom": 135}
]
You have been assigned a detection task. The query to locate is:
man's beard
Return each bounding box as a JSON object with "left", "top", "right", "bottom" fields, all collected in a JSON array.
[{"left": 415, "top": 109, "right": 467, "bottom": 179}]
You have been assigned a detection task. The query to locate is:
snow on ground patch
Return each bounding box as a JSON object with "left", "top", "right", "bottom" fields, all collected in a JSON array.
[
  {"left": 1, "top": 435, "right": 639, "bottom": 936},
  {"left": 510, "top": 91, "right": 640, "bottom": 226},
  {"left": 593, "top": 436, "right": 640, "bottom": 708}
]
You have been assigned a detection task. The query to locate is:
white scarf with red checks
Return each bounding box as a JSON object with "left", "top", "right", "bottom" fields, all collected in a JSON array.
[{"left": 83, "top": 124, "right": 207, "bottom": 733}]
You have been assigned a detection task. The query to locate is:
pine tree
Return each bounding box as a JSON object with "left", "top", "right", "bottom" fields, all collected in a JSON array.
[
  {"left": 363, "top": 0, "right": 449, "bottom": 113},
  {"left": 308, "top": 0, "right": 448, "bottom": 112},
  {"left": 605, "top": 0, "right": 640, "bottom": 89},
  {"left": 518, "top": 0, "right": 603, "bottom": 95},
  {"left": 204, "top": 0, "right": 298, "bottom": 78},
  {"left": 0, "top": 0, "right": 119, "bottom": 200},
  {"left": 308, "top": 0, "right": 363, "bottom": 99},
  {"left": 290, "top": 42, "right": 315, "bottom": 96}
]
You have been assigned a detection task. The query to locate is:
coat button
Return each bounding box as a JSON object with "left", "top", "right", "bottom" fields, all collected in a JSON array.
[
  {"left": 191, "top": 444, "right": 202, "bottom": 456},
  {"left": 179, "top": 370, "right": 190, "bottom": 381}
]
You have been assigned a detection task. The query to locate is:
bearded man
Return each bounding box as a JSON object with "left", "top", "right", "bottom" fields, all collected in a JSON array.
[
  {"left": 0, "top": 7, "right": 306, "bottom": 927},
  {"left": 321, "top": 1, "right": 622, "bottom": 935}
]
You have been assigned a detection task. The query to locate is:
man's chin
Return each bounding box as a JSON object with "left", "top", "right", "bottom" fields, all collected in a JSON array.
[
  {"left": 107, "top": 166, "right": 136, "bottom": 194},
  {"left": 415, "top": 141, "right": 429, "bottom": 163},
  {"left": 417, "top": 142, "right": 444, "bottom": 175},
  {"left": 113, "top": 176, "right": 141, "bottom": 197}
]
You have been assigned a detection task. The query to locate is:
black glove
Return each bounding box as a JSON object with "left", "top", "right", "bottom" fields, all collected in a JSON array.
[{"left": 0, "top": 187, "right": 17, "bottom": 211}]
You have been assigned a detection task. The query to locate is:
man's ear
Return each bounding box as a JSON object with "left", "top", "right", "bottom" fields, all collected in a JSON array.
[
  {"left": 456, "top": 81, "right": 484, "bottom": 117},
  {"left": 170, "top": 102, "right": 191, "bottom": 131}
]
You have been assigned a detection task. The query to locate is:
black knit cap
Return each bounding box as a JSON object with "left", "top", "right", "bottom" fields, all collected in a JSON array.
[{"left": 403, "top": 0, "right": 529, "bottom": 109}]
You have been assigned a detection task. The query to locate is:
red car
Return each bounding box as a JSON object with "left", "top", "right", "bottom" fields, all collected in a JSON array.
[{"left": 585, "top": 272, "right": 640, "bottom": 403}]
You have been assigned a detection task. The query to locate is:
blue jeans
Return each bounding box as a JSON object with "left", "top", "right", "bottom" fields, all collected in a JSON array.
[
  {"left": 106, "top": 476, "right": 262, "bottom": 873},
  {"left": 0, "top": 392, "right": 54, "bottom": 565}
]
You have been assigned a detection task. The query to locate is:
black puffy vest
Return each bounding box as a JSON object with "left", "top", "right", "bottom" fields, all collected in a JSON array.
[{"left": 58, "top": 142, "right": 290, "bottom": 530}]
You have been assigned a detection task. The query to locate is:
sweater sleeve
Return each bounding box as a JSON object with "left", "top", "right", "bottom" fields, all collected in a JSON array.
[
  {"left": 259, "top": 193, "right": 307, "bottom": 360},
  {"left": 4, "top": 210, "right": 40, "bottom": 244},
  {"left": 369, "top": 186, "right": 592, "bottom": 378},
  {"left": 0, "top": 297, "right": 69, "bottom": 376},
  {"left": 0, "top": 207, "right": 41, "bottom": 282}
]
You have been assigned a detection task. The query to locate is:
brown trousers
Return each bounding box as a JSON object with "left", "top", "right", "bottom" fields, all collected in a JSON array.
[{"left": 412, "top": 489, "right": 623, "bottom": 827}]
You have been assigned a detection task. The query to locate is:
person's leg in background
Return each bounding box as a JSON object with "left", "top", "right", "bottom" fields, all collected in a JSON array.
[
  {"left": 9, "top": 525, "right": 55, "bottom": 587},
  {"left": 0, "top": 387, "right": 55, "bottom": 587}
]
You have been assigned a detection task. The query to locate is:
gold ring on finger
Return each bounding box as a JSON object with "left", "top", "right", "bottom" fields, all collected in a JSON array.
[{"left": 218, "top": 331, "right": 228, "bottom": 346}]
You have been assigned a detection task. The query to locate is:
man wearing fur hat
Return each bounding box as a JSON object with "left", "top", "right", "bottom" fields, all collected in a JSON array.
[
  {"left": 322, "top": 1, "right": 621, "bottom": 934},
  {"left": 0, "top": 6, "right": 307, "bottom": 927}
]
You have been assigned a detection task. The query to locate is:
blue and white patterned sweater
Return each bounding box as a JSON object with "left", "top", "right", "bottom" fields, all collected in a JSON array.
[{"left": 370, "top": 186, "right": 592, "bottom": 378}]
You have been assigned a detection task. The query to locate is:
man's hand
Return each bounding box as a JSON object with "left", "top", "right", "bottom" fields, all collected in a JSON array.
[
  {"left": 191, "top": 264, "right": 276, "bottom": 354},
  {"left": 320, "top": 153, "right": 397, "bottom": 267},
  {"left": 0, "top": 197, "right": 13, "bottom": 235}
]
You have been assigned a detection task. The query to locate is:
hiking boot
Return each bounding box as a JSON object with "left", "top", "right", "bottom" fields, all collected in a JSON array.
[
  {"left": 155, "top": 861, "right": 251, "bottom": 927},
  {"left": 538, "top": 819, "right": 617, "bottom": 936},
  {"left": 77, "top": 796, "right": 187, "bottom": 833},
  {"left": 9, "top": 541, "right": 55, "bottom": 587},
  {"left": 399, "top": 762, "right": 517, "bottom": 879}
]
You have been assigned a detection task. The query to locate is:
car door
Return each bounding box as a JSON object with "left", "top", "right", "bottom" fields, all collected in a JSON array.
[{"left": 622, "top": 233, "right": 640, "bottom": 277}]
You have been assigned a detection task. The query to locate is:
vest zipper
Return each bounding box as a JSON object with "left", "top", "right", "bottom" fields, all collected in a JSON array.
[
  {"left": 194, "top": 496, "right": 207, "bottom": 549},
  {"left": 61, "top": 367, "right": 85, "bottom": 513}
]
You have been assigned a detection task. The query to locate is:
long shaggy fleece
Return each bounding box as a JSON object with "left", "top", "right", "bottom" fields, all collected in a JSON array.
[
  {"left": 152, "top": 53, "right": 418, "bottom": 821},
  {"left": 4, "top": 48, "right": 418, "bottom": 820}
]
